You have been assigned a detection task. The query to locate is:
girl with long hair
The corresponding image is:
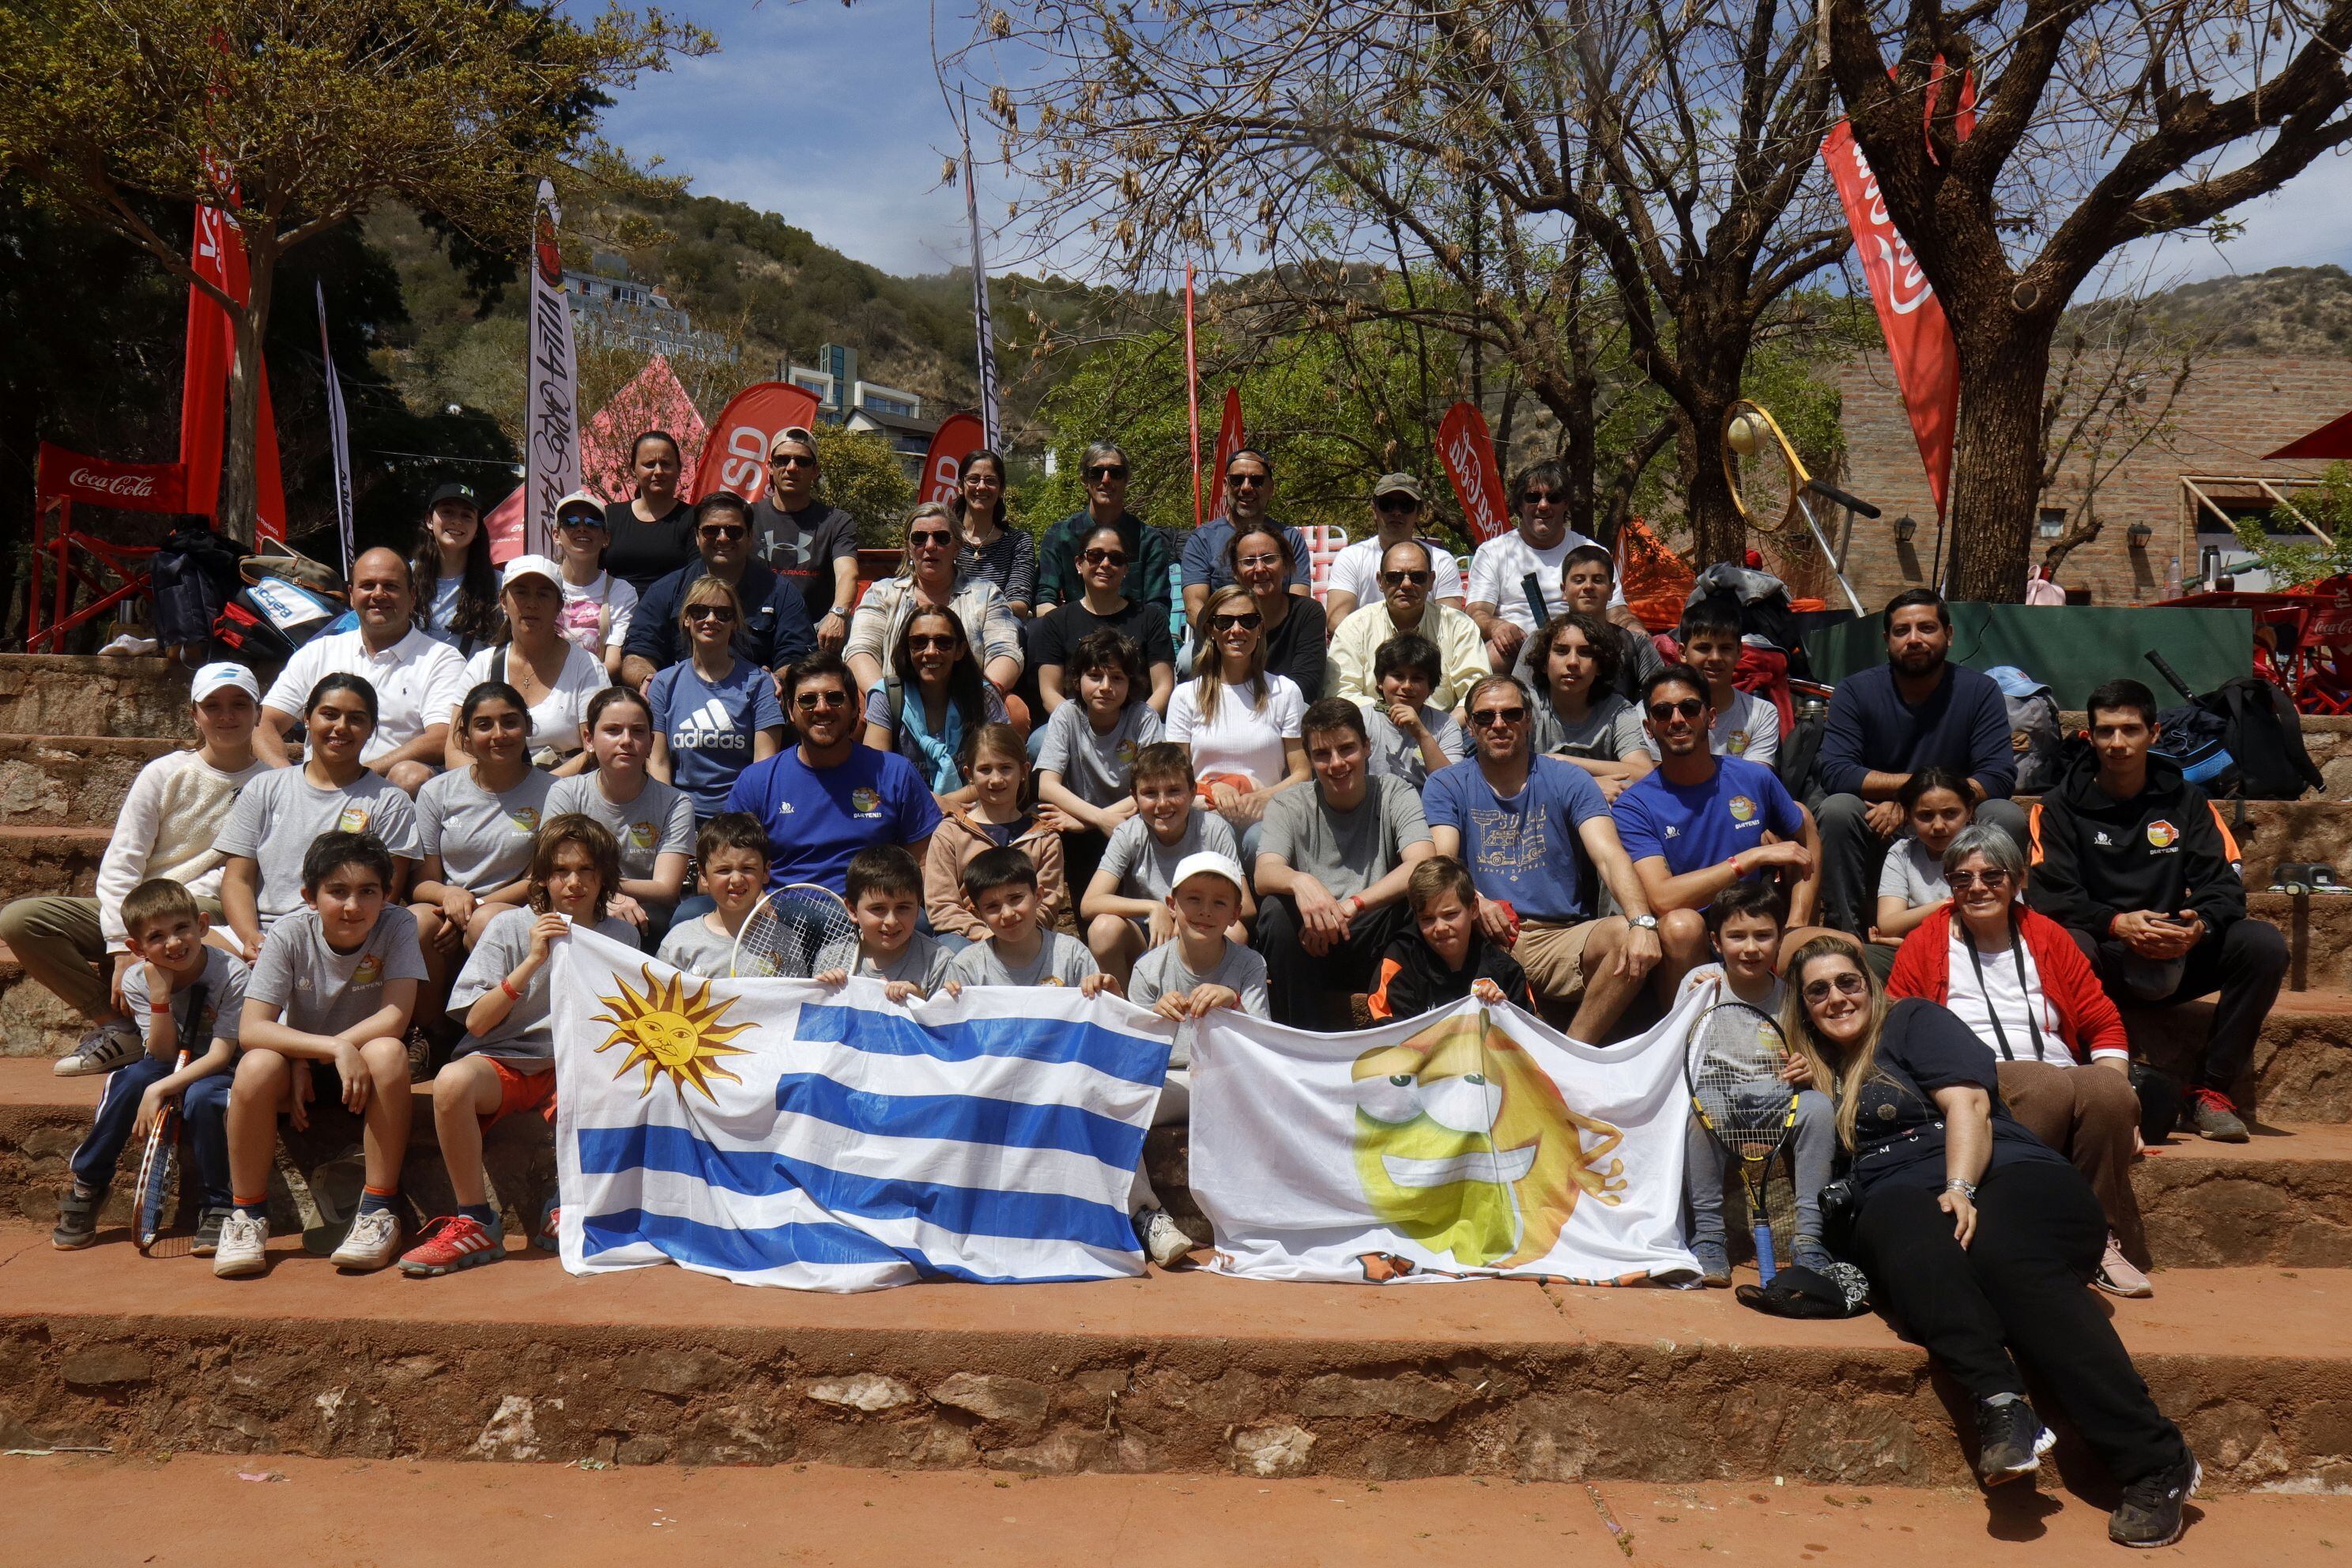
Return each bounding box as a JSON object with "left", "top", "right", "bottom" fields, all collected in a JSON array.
[{"left": 1165, "top": 582, "right": 1309, "bottom": 855}]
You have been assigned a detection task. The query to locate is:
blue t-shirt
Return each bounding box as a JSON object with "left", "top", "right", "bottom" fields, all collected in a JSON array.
[
  {"left": 1420, "top": 755, "right": 1611, "bottom": 923},
  {"left": 648, "top": 658, "right": 786, "bottom": 818},
  {"left": 1613, "top": 755, "right": 1804, "bottom": 877},
  {"left": 723, "top": 744, "right": 943, "bottom": 893}
]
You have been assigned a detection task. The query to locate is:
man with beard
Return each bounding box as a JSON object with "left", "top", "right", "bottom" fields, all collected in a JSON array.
[{"left": 1816, "top": 590, "right": 2026, "bottom": 935}]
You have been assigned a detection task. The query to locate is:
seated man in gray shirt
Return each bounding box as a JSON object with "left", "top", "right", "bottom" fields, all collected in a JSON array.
[{"left": 1250, "top": 697, "right": 1434, "bottom": 1030}]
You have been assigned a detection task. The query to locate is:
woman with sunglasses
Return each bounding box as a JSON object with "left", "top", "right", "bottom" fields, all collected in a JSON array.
[
  {"left": 1886, "top": 824, "right": 2152, "bottom": 1298},
  {"left": 1527, "top": 611, "right": 1652, "bottom": 801},
  {"left": 952, "top": 449, "right": 1036, "bottom": 618},
  {"left": 1167, "top": 583, "right": 1311, "bottom": 858},
  {"left": 847, "top": 503, "right": 1024, "bottom": 714},
  {"left": 447, "top": 555, "right": 607, "bottom": 777},
  {"left": 1028, "top": 522, "right": 1176, "bottom": 718},
  {"left": 1035, "top": 443, "right": 1175, "bottom": 624},
  {"left": 646, "top": 577, "right": 785, "bottom": 820},
  {"left": 1783, "top": 937, "right": 2198, "bottom": 1546},
  {"left": 1228, "top": 524, "right": 1328, "bottom": 703},
  {"left": 861, "top": 607, "right": 1008, "bottom": 798},
  {"left": 602, "top": 430, "right": 698, "bottom": 594}
]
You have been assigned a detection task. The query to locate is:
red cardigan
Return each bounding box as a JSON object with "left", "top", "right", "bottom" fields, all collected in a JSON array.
[{"left": 1885, "top": 903, "right": 2130, "bottom": 1064}]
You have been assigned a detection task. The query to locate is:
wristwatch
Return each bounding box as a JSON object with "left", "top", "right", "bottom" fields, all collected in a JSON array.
[
  {"left": 1944, "top": 1178, "right": 1978, "bottom": 1199},
  {"left": 1628, "top": 914, "right": 1659, "bottom": 931}
]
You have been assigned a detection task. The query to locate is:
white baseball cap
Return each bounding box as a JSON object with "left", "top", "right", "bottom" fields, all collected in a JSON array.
[
  {"left": 501, "top": 553, "right": 563, "bottom": 590},
  {"left": 1169, "top": 851, "right": 1248, "bottom": 899},
  {"left": 554, "top": 489, "right": 607, "bottom": 527},
  {"left": 190, "top": 662, "right": 259, "bottom": 703}
]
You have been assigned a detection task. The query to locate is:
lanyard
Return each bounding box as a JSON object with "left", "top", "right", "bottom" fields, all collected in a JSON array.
[{"left": 1964, "top": 920, "right": 2049, "bottom": 1063}]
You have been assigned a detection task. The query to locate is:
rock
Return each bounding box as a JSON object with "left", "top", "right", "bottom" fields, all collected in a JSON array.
[
  {"left": 806, "top": 1374, "right": 916, "bottom": 1412},
  {"left": 616, "top": 1436, "right": 670, "bottom": 1465},
  {"left": 473, "top": 1393, "right": 554, "bottom": 1461},
  {"left": 1231, "top": 1422, "right": 1316, "bottom": 1476},
  {"left": 620, "top": 1348, "right": 725, "bottom": 1396},
  {"left": 1296, "top": 1371, "right": 1464, "bottom": 1423},
  {"left": 61, "top": 1344, "right": 151, "bottom": 1387},
  {"left": 928, "top": 1372, "right": 1049, "bottom": 1430}
]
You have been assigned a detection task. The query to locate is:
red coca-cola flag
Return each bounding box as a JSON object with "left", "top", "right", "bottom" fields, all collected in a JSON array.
[
  {"left": 1437, "top": 401, "right": 1512, "bottom": 544},
  {"left": 692, "top": 383, "right": 824, "bottom": 504},
  {"left": 180, "top": 204, "right": 287, "bottom": 541},
  {"left": 921, "top": 413, "right": 989, "bottom": 507},
  {"left": 36, "top": 443, "right": 190, "bottom": 513},
  {"left": 1205, "top": 386, "right": 1244, "bottom": 524}
]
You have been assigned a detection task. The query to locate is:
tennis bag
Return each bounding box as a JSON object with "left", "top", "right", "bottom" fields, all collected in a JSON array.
[
  {"left": 2154, "top": 677, "right": 2322, "bottom": 800},
  {"left": 149, "top": 518, "right": 243, "bottom": 650}
]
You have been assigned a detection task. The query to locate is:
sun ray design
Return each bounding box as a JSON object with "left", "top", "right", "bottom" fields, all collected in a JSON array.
[{"left": 594, "top": 964, "right": 756, "bottom": 1102}]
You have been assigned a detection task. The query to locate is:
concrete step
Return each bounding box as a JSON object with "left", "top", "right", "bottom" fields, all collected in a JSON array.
[
  {"left": 0, "top": 655, "right": 229, "bottom": 740},
  {"left": 1, "top": 1222, "right": 2347, "bottom": 1491}
]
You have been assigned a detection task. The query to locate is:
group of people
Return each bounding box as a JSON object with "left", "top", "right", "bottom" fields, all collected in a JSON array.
[{"left": 13, "top": 431, "right": 2275, "bottom": 1549}]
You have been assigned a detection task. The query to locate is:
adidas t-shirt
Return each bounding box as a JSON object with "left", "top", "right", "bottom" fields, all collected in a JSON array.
[
  {"left": 417, "top": 767, "right": 556, "bottom": 895},
  {"left": 648, "top": 657, "right": 786, "bottom": 818}
]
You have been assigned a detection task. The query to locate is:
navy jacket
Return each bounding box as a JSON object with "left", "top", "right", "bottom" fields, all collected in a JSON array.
[
  {"left": 1817, "top": 661, "right": 2016, "bottom": 799},
  {"left": 623, "top": 558, "right": 817, "bottom": 674}
]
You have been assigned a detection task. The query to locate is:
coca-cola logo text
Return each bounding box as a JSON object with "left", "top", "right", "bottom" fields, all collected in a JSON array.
[{"left": 69, "top": 468, "right": 157, "bottom": 499}]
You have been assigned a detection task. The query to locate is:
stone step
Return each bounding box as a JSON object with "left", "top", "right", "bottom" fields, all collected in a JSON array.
[
  {"left": 0, "top": 736, "right": 179, "bottom": 827},
  {"left": 0, "top": 1220, "right": 2343, "bottom": 1491},
  {"left": 0, "top": 654, "right": 232, "bottom": 740}
]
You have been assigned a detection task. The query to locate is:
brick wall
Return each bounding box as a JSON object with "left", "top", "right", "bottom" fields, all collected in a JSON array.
[{"left": 1833, "top": 352, "right": 2352, "bottom": 609}]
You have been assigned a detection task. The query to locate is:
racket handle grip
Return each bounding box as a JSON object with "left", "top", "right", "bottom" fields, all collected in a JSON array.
[{"left": 1754, "top": 1220, "right": 1777, "bottom": 1287}]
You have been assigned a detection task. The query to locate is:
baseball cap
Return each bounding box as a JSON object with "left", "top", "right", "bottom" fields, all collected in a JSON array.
[
  {"left": 1168, "top": 851, "right": 1248, "bottom": 900},
  {"left": 428, "top": 480, "right": 481, "bottom": 511},
  {"left": 500, "top": 553, "right": 563, "bottom": 590},
  {"left": 554, "top": 488, "right": 607, "bottom": 527},
  {"left": 1372, "top": 473, "right": 1424, "bottom": 503},
  {"left": 190, "top": 662, "right": 260, "bottom": 703},
  {"left": 769, "top": 425, "right": 819, "bottom": 458}
]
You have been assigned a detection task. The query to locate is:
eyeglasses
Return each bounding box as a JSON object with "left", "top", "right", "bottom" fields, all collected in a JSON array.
[
  {"left": 1374, "top": 496, "right": 1419, "bottom": 514},
  {"left": 909, "top": 530, "right": 954, "bottom": 548},
  {"left": 1469, "top": 707, "right": 1527, "bottom": 728},
  {"left": 1236, "top": 552, "right": 1285, "bottom": 571},
  {"left": 699, "top": 526, "right": 746, "bottom": 542},
  {"left": 1227, "top": 473, "right": 1269, "bottom": 488},
  {"left": 684, "top": 605, "right": 737, "bottom": 624},
  {"left": 1646, "top": 697, "right": 1706, "bottom": 722},
  {"left": 907, "top": 634, "right": 959, "bottom": 652},
  {"left": 1802, "top": 971, "right": 1870, "bottom": 1004},
  {"left": 771, "top": 454, "right": 817, "bottom": 469},
  {"left": 793, "top": 689, "right": 850, "bottom": 711},
  {"left": 1080, "top": 548, "right": 1128, "bottom": 567},
  {"left": 1381, "top": 569, "right": 1433, "bottom": 587},
  {"left": 1209, "top": 612, "right": 1264, "bottom": 631},
  {"left": 1086, "top": 464, "right": 1128, "bottom": 481},
  {"left": 1947, "top": 868, "right": 2014, "bottom": 890},
  {"left": 1520, "top": 489, "right": 1561, "bottom": 506}
]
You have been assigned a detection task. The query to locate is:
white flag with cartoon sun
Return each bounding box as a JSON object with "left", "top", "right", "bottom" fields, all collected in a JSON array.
[{"left": 1190, "top": 994, "right": 1700, "bottom": 1284}]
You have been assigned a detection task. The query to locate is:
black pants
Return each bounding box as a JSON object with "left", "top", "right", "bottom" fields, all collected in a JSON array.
[
  {"left": 1852, "top": 1158, "right": 2187, "bottom": 1485},
  {"left": 2067, "top": 918, "right": 2287, "bottom": 1091},
  {"left": 1252, "top": 895, "right": 1405, "bottom": 1031}
]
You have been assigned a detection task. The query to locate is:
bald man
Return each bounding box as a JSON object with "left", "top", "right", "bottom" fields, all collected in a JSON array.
[{"left": 255, "top": 546, "right": 469, "bottom": 795}]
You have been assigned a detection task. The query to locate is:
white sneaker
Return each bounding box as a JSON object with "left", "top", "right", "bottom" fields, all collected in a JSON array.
[
  {"left": 1137, "top": 1208, "right": 1193, "bottom": 1268},
  {"left": 54, "top": 1021, "right": 141, "bottom": 1077},
  {"left": 331, "top": 1207, "right": 403, "bottom": 1271},
  {"left": 2096, "top": 1234, "right": 2155, "bottom": 1298},
  {"left": 213, "top": 1211, "right": 269, "bottom": 1278}
]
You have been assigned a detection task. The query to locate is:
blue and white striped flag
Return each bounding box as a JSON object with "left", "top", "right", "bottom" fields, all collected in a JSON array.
[{"left": 549, "top": 923, "right": 1177, "bottom": 1291}]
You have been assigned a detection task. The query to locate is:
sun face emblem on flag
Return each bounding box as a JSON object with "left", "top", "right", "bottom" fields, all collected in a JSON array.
[
  {"left": 594, "top": 964, "right": 754, "bottom": 1101},
  {"left": 1349, "top": 1010, "right": 1626, "bottom": 1268}
]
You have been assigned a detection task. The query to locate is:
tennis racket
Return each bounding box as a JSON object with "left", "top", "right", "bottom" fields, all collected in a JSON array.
[
  {"left": 731, "top": 883, "right": 860, "bottom": 979},
  {"left": 132, "top": 1048, "right": 189, "bottom": 1257},
  {"left": 1685, "top": 997, "right": 1799, "bottom": 1286}
]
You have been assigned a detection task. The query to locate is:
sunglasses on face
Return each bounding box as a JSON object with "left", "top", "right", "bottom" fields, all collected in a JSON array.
[
  {"left": 1947, "top": 868, "right": 2014, "bottom": 890},
  {"left": 1080, "top": 548, "right": 1128, "bottom": 567},
  {"left": 1210, "top": 612, "right": 1264, "bottom": 632},
  {"left": 1381, "top": 569, "right": 1432, "bottom": 587},
  {"left": 1647, "top": 697, "right": 1706, "bottom": 722},
  {"left": 557, "top": 514, "right": 604, "bottom": 531},
  {"left": 684, "top": 605, "right": 737, "bottom": 624},
  {"left": 1375, "top": 496, "right": 1419, "bottom": 514},
  {"left": 1803, "top": 971, "right": 1869, "bottom": 1004},
  {"left": 1227, "top": 473, "right": 1269, "bottom": 488},
  {"left": 1086, "top": 464, "right": 1127, "bottom": 481},
  {"left": 771, "top": 454, "right": 817, "bottom": 469},
  {"left": 910, "top": 530, "right": 954, "bottom": 548},
  {"left": 699, "top": 526, "right": 746, "bottom": 542},
  {"left": 1521, "top": 490, "right": 1562, "bottom": 506},
  {"left": 1469, "top": 707, "right": 1527, "bottom": 728},
  {"left": 907, "top": 634, "right": 959, "bottom": 653},
  {"left": 1236, "top": 552, "right": 1285, "bottom": 571},
  {"left": 793, "top": 689, "right": 850, "bottom": 711}
]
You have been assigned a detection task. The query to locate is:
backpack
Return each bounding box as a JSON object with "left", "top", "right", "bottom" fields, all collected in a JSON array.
[
  {"left": 211, "top": 575, "right": 339, "bottom": 665},
  {"left": 2154, "top": 677, "right": 2324, "bottom": 800},
  {"left": 1985, "top": 666, "right": 2063, "bottom": 796},
  {"left": 148, "top": 519, "right": 243, "bottom": 650}
]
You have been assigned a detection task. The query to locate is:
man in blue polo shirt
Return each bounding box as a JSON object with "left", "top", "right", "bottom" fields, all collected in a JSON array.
[
  {"left": 1615, "top": 664, "right": 1838, "bottom": 991},
  {"left": 722, "top": 654, "right": 939, "bottom": 894}
]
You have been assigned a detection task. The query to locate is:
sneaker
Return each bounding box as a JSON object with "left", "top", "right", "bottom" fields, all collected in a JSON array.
[
  {"left": 398, "top": 1214, "right": 504, "bottom": 1277},
  {"left": 2096, "top": 1234, "right": 2155, "bottom": 1298},
  {"left": 1690, "top": 1237, "right": 1732, "bottom": 1287},
  {"left": 533, "top": 1196, "right": 561, "bottom": 1254},
  {"left": 331, "top": 1206, "right": 404, "bottom": 1272},
  {"left": 2184, "top": 1086, "right": 2249, "bottom": 1144},
  {"left": 1135, "top": 1208, "right": 1193, "bottom": 1268},
  {"left": 1973, "top": 1395, "right": 2055, "bottom": 1487},
  {"left": 51, "top": 1185, "right": 104, "bottom": 1250},
  {"left": 1792, "top": 1239, "right": 1837, "bottom": 1276},
  {"left": 2109, "top": 1454, "right": 2199, "bottom": 1547},
  {"left": 54, "top": 1021, "right": 141, "bottom": 1078},
  {"left": 213, "top": 1211, "right": 270, "bottom": 1278},
  {"left": 192, "top": 1205, "right": 232, "bottom": 1257}
]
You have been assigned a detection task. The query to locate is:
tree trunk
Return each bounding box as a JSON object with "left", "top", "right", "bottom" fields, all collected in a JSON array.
[
  {"left": 1681, "top": 399, "right": 1746, "bottom": 571},
  {"left": 1943, "top": 318, "right": 2052, "bottom": 604},
  {"left": 214, "top": 243, "right": 276, "bottom": 547}
]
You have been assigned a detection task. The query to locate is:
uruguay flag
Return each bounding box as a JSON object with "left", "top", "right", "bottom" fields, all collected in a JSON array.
[{"left": 548, "top": 923, "right": 1178, "bottom": 1291}]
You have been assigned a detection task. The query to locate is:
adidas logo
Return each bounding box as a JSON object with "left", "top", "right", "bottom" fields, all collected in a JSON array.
[{"left": 672, "top": 697, "right": 745, "bottom": 752}]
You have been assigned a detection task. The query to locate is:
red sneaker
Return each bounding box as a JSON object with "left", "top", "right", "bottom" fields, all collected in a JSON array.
[
  {"left": 2184, "top": 1087, "right": 2249, "bottom": 1144},
  {"left": 398, "top": 1215, "right": 506, "bottom": 1277}
]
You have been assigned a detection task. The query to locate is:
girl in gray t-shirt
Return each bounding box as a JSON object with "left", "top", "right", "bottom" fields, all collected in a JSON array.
[
  {"left": 1871, "top": 767, "right": 1973, "bottom": 956},
  {"left": 544, "top": 688, "right": 696, "bottom": 934}
]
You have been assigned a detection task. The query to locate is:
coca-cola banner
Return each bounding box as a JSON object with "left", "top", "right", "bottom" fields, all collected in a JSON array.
[
  {"left": 921, "top": 413, "right": 987, "bottom": 507},
  {"left": 36, "top": 443, "right": 190, "bottom": 513},
  {"left": 524, "top": 179, "right": 582, "bottom": 558},
  {"left": 691, "top": 382, "right": 823, "bottom": 506},
  {"left": 1436, "top": 401, "right": 1511, "bottom": 545}
]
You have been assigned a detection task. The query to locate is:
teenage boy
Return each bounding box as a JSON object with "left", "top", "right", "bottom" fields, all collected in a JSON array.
[
  {"left": 1253, "top": 697, "right": 1435, "bottom": 1030},
  {"left": 1658, "top": 603, "right": 1779, "bottom": 767},
  {"left": 944, "top": 848, "right": 1118, "bottom": 994},
  {"left": 1560, "top": 544, "right": 1664, "bottom": 702},
  {"left": 1615, "top": 665, "right": 1833, "bottom": 990},
  {"left": 401, "top": 816, "right": 636, "bottom": 1276},
  {"left": 51, "top": 880, "right": 246, "bottom": 1253},
  {"left": 1081, "top": 742, "right": 1248, "bottom": 987},
  {"left": 1366, "top": 856, "right": 1532, "bottom": 1020},
  {"left": 1125, "top": 850, "right": 1267, "bottom": 1267},
  {"left": 216, "top": 832, "right": 425, "bottom": 1279},
  {"left": 2026, "top": 678, "right": 2288, "bottom": 1142},
  {"left": 815, "top": 845, "right": 957, "bottom": 1000},
  {"left": 1361, "top": 634, "right": 1467, "bottom": 788},
  {"left": 656, "top": 813, "right": 774, "bottom": 978},
  {"left": 1673, "top": 879, "right": 1835, "bottom": 1285}
]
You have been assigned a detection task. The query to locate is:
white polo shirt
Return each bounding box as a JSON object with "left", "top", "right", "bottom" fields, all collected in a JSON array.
[
  {"left": 262, "top": 625, "right": 470, "bottom": 763},
  {"left": 1466, "top": 527, "right": 1626, "bottom": 631},
  {"left": 1325, "top": 535, "right": 1464, "bottom": 608}
]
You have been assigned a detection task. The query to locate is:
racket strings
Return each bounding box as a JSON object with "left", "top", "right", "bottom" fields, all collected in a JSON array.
[{"left": 735, "top": 885, "right": 862, "bottom": 979}]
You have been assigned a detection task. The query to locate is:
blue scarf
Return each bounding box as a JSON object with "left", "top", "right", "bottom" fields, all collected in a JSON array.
[{"left": 899, "top": 688, "right": 966, "bottom": 793}]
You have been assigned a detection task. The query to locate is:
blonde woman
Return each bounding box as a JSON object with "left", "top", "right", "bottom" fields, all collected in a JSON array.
[
  {"left": 646, "top": 576, "right": 785, "bottom": 820},
  {"left": 1164, "top": 582, "right": 1310, "bottom": 860},
  {"left": 846, "top": 503, "right": 1023, "bottom": 703}
]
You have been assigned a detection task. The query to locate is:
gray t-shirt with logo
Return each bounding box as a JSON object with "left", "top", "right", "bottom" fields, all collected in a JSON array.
[
  {"left": 1365, "top": 704, "right": 1467, "bottom": 788},
  {"left": 1528, "top": 691, "right": 1645, "bottom": 762},
  {"left": 1127, "top": 938, "right": 1270, "bottom": 1065},
  {"left": 122, "top": 946, "right": 249, "bottom": 1051},
  {"left": 656, "top": 914, "right": 743, "bottom": 978},
  {"left": 1879, "top": 837, "right": 1951, "bottom": 910},
  {"left": 450, "top": 906, "right": 639, "bottom": 1063},
  {"left": 247, "top": 905, "right": 428, "bottom": 1038},
  {"left": 813, "top": 929, "right": 958, "bottom": 993},
  {"left": 1036, "top": 700, "right": 1165, "bottom": 809},
  {"left": 418, "top": 767, "right": 556, "bottom": 895},
  {"left": 217, "top": 767, "right": 421, "bottom": 929},
  {"left": 545, "top": 772, "right": 697, "bottom": 885},
  {"left": 1257, "top": 775, "right": 1431, "bottom": 902},
  {"left": 1097, "top": 810, "right": 1243, "bottom": 902},
  {"left": 946, "top": 929, "right": 1102, "bottom": 989}
]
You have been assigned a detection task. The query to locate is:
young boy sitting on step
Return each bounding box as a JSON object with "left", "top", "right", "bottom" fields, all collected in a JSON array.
[
  {"left": 816, "top": 845, "right": 956, "bottom": 1001},
  {"left": 945, "top": 848, "right": 1118, "bottom": 995}
]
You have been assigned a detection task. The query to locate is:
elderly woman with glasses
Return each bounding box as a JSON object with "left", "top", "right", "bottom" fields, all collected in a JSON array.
[
  {"left": 1885, "top": 824, "right": 2151, "bottom": 1298},
  {"left": 1782, "top": 936, "right": 2197, "bottom": 1546},
  {"left": 847, "top": 503, "right": 1026, "bottom": 718}
]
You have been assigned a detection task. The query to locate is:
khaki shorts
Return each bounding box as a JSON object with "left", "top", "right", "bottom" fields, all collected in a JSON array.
[{"left": 1513, "top": 918, "right": 1609, "bottom": 1004}]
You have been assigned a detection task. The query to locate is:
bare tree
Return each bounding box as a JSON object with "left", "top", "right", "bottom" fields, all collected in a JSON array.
[
  {"left": 2037, "top": 288, "right": 2208, "bottom": 578},
  {"left": 1825, "top": 0, "right": 2352, "bottom": 600}
]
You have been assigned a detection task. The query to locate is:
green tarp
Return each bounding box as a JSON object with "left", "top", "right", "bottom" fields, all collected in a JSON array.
[{"left": 1802, "top": 605, "right": 2253, "bottom": 707}]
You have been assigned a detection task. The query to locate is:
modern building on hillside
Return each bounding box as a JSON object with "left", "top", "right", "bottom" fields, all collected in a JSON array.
[
  {"left": 566, "top": 260, "right": 738, "bottom": 364},
  {"left": 783, "top": 342, "right": 937, "bottom": 473}
]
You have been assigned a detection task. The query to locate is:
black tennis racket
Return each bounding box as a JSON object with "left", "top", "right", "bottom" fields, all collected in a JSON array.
[
  {"left": 1685, "top": 997, "right": 1799, "bottom": 1286},
  {"left": 132, "top": 1048, "right": 189, "bottom": 1257},
  {"left": 731, "top": 883, "right": 861, "bottom": 979}
]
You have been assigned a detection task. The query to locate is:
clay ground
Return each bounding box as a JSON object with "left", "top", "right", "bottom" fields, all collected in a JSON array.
[{"left": 8, "top": 1453, "right": 2352, "bottom": 1566}]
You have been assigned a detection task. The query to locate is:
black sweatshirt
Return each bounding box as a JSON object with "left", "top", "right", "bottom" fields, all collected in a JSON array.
[
  {"left": 1366, "top": 929, "right": 1532, "bottom": 1021},
  {"left": 2025, "top": 745, "right": 2245, "bottom": 937}
]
